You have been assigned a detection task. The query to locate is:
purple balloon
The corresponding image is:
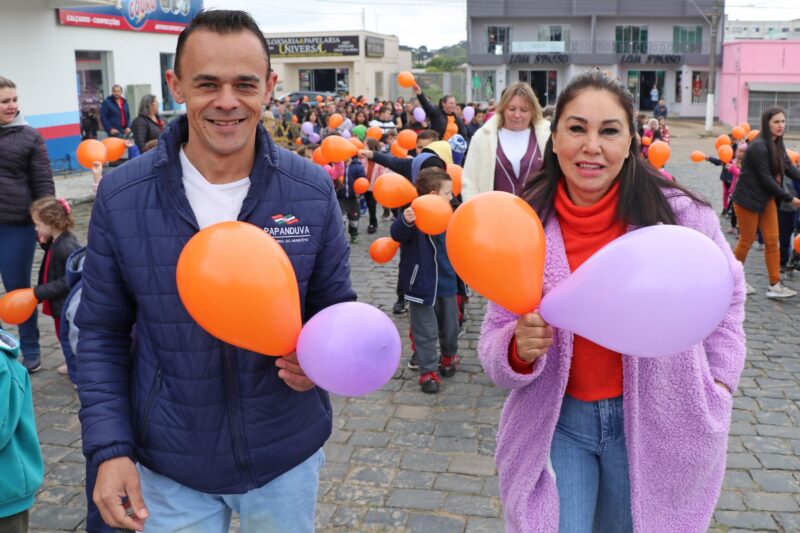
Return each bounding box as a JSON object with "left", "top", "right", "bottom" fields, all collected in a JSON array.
[
  {"left": 309, "top": 132, "right": 320, "bottom": 144},
  {"left": 341, "top": 129, "right": 352, "bottom": 139},
  {"left": 413, "top": 107, "right": 426, "bottom": 122},
  {"left": 539, "top": 225, "right": 734, "bottom": 357},
  {"left": 301, "top": 121, "right": 314, "bottom": 135},
  {"left": 463, "top": 106, "right": 475, "bottom": 123},
  {"left": 297, "top": 302, "right": 401, "bottom": 396},
  {"left": 342, "top": 118, "right": 353, "bottom": 130}
]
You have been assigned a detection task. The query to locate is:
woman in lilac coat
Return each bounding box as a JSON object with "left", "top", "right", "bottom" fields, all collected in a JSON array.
[{"left": 478, "top": 70, "right": 746, "bottom": 532}]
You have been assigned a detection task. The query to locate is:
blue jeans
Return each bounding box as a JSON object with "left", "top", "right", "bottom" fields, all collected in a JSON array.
[
  {"left": 0, "top": 224, "right": 39, "bottom": 361},
  {"left": 137, "top": 448, "right": 324, "bottom": 533},
  {"left": 551, "top": 395, "right": 633, "bottom": 533}
]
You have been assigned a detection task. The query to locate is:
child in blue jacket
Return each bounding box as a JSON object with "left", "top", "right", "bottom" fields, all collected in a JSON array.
[
  {"left": 390, "top": 167, "right": 459, "bottom": 393},
  {"left": 0, "top": 329, "right": 44, "bottom": 532},
  {"left": 337, "top": 156, "right": 366, "bottom": 244}
]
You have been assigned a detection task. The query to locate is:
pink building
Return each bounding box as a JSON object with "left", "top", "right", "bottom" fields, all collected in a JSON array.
[{"left": 719, "top": 40, "right": 800, "bottom": 133}]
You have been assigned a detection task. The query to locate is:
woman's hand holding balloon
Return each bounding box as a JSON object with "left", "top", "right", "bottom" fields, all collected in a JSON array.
[
  {"left": 275, "top": 352, "right": 315, "bottom": 392},
  {"left": 514, "top": 311, "right": 553, "bottom": 364},
  {"left": 403, "top": 207, "right": 416, "bottom": 224}
]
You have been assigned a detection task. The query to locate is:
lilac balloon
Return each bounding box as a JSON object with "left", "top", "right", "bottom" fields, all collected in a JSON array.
[
  {"left": 413, "top": 107, "right": 426, "bottom": 122},
  {"left": 309, "top": 132, "right": 320, "bottom": 144},
  {"left": 342, "top": 118, "right": 353, "bottom": 130},
  {"left": 462, "top": 106, "right": 475, "bottom": 123},
  {"left": 297, "top": 302, "right": 401, "bottom": 397},
  {"left": 341, "top": 129, "right": 352, "bottom": 139},
  {"left": 301, "top": 121, "right": 314, "bottom": 135},
  {"left": 539, "top": 225, "right": 734, "bottom": 357}
]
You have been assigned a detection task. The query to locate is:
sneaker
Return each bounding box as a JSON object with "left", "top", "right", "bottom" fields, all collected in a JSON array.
[
  {"left": 439, "top": 354, "right": 459, "bottom": 378},
  {"left": 392, "top": 300, "right": 407, "bottom": 314},
  {"left": 745, "top": 282, "right": 756, "bottom": 295},
  {"left": 22, "top": 358, "right": 42, "bottom": 373},
  {"left": 350, "top": 234, "right": 359, "bottom": 244},
  {"left": 367, "top": 224, "right": 377, "bottom": 234},
  {"left": 766, "top": 282, "right": 797, "bottom": 299},
  {"left": 419, "top": 371, "right": 441, "bottom": 393},
  {"left": 407, "top": 353, "right": 419, "bottom": 370},
  {"left": 57, "top": 363, "right": 69, "bottom": 375},
  {"left": 381, "top": 209, "right": 391, "bottom": 219}
]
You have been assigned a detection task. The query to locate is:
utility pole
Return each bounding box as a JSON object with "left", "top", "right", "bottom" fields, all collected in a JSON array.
[{"left": 706, "top": 0, "right": 721, "bottom": 133}]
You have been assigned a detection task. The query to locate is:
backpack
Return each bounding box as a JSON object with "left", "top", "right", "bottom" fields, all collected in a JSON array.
[{"left": 59, "top": 246, "right": 86, "bottom": 385}]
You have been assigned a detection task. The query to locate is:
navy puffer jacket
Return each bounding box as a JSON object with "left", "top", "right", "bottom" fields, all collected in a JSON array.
[{"left": 75, "top": 116, "right": 356, "bottom": 494}]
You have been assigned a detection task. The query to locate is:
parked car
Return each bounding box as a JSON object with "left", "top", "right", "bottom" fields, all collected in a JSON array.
[{"left": 276, "top": 91, "right": 337, "bottom": 107}]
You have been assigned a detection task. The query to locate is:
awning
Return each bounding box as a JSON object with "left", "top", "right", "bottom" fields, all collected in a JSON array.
[{"left": 747, "top": 82, "right": 800, "bottom": 93}]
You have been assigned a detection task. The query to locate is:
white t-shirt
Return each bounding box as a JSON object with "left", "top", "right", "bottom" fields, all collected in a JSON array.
[
  {"left": 369, "top": 118, "right": 397, "bottom": 134},
  {"left": 497, "top": 127, "right": 532, "bottom": 177},
  {"left": 180, "top": 147, "right": 251, "bottom": 229}
]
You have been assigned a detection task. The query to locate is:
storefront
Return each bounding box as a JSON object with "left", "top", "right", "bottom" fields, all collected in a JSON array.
[
  {"left": 2, "top": 0, "right": 201, "bottom": 170},
  {"left": 268, "top": 31, "right": 413, "bottom": 101}
]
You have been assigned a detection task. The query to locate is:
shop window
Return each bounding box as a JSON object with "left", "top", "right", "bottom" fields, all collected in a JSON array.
[
  {"left": 673, "top": 26, "right": 702, "bottom": 54},
  {"left": 675, "top": 70, "right": 682, "bottom": 104},
  {"left": 160, "top": 53, "right": 177, "bottom": 112},
  {"left": 487, "top": 26, "right": 510, "bottom": 54},
  {"left": 517, "top": 70, "right": 557, "bottom": 106},
  {"left": 299, "top": 69, "right": 312, "bottom": 91},
  {"left": 471, "top": 70, "right": 495, "bottom": 102},
  {"left": 615, "top": 25, "right": 649, "bottom": 54},
  {"left": 75, "top": 50, "right": 111, "bottom": 139},
  {"left": 375, "top": 71, "right": 384, "bottom": 99},
  {"left": 538, "top": 25, "right": 570, "bottom": 45},
  {"left": 691, "top": 71, "right": 709, "bottom": 103}
]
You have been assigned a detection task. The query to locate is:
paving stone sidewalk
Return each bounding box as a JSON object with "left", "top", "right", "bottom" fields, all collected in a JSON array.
[{"left": 5, "top": 132, "right": 800, "bottom": 532}]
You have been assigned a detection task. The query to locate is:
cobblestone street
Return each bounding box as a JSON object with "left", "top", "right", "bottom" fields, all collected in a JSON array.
[{"left": 5, "top": 122, "right": 800, "bottom": 532}]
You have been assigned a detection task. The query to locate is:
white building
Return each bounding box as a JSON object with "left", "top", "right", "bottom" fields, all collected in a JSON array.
[{"left": 725, "top": 17, "right": 800, "bottom": 41}]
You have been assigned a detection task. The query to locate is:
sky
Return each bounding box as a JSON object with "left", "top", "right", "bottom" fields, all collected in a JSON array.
[{"left": 204, "top": 0, "right": 800, "bottom": 50}]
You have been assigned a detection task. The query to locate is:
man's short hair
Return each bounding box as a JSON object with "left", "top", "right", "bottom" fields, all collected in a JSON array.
[
  {"left": 174, "top": 10, "right": 271, "bottom": 77},
  {"left": 417, "top": 130, "right": 439, "bottom": 142}
]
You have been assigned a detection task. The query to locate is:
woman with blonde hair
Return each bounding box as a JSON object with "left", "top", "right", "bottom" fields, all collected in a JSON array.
[{"left": 462, "top": 81, "right": 550, "bottom": 199}]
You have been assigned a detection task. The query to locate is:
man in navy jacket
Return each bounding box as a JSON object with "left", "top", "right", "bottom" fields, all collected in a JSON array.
[
  {"left": 99, "top": 84, "right": 130, "bottom": 138},
  {"left": 76, "top": 10, "right": 355, "bottom": 532}
]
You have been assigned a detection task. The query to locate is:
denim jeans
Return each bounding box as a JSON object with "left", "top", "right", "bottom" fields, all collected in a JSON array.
[
  {"left": 551, "top": 395, "right": 633, "bottom": 533},
  {"left": 137, "top": 448, "right": 324, "bottom": 533},
  {"left": 0, "top": 224, "right": 39, "bottom": 361}
]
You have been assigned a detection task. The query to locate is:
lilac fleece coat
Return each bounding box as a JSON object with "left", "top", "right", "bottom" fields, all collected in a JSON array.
[{"left": 479, "top": 192, "right": 746, "bottom": 533}]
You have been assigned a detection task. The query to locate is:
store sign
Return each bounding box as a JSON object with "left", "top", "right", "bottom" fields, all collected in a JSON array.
[
  {"left": 365, "top": 36, "right": 385, "bottom": 58},
  {"left": 619, "top": 54, "right": 683, "bottom": 64},
  {"left": 510, "top": 53, "right": 570, "bottom": 65},
  {"left": 267, "top": 36, "right": 360, "bottom": 57},
  {"left": 57, "top": 0, "right": 202, "bottom": 34}
]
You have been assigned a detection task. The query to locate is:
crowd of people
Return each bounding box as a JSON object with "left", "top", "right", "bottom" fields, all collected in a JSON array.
[{"left": 0, "top": 7, "right": 797, "bottom": 533}]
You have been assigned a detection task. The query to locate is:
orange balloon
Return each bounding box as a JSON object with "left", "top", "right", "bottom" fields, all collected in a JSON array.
[
  {"left": 369, "top": 237, "right": 400, "bottom": 264},
  {"left": 390, "top": 142, "right": 408, "bottom": 158},
  {"left": 647, "top": 140, "right": 671, "bottom": 169},
  {"left": 328, "top": 113, "right": 344, "bottom": 129},
  {"left": 641, "top": 136, "right": 652, "bottom": 147},
  {"left": 397, "top": 71, "right": 416, "bottom": 88},
  {"left": 412, "top": 194, "right": 453, "bottom": 235},
  {"left": 397, "top": 129, "right": 417, "bottom": 150},
  {"left": 102, "top": 137, "right": 127, "bottom": 162},
  {"left": 715, "top": 134, "right": 732, "bottom": 150},
  {"left": 348, "top": 137, "right": 364, "bottom": 150},
  {"left": 0, "top": 288, "right": 37, "bottom": 325},
  {"left": 292, "top": 115, "right": 298, "bottom": 123},
  {"left": 354, "top": 177, "right": 369, "bottom": 195},
  {"left": 794, "top": 235, "right": 800, "bottom": 254},
  {"left": 788, "top": 149, "right": 799, "bottom": 165},
  {"left": 367, "top": 126, "right": 383, "bottom": 140},
  {"left": 690, "top": 150, "right": 706, "bottom": 163},
  {"left": 739, "top": 122, "right": 751, "bottom": 135},
  {"left": 321, "top": 135, "right": 358, "bottom": 162},
  {"left": 731, "top": 126, "right": 745, "bottom": 141},
  {"left": 446, "top": 192, "right": 545, "bottom": 315},
  {"left": 718, "top": 144, "right": 734, "bottom": 164},
  {"left": 312, "top": 147, "right": 328, "bottom": 165},
  {"left": 747, "top": 129, "right": 760, "bottom": 142},
  {"left": 295, "top": 138, "right": 303, "bottom": 145},
  {"left": 176, "top": 221, "right": 301, "bottom": 356},
  {"left": 446, "top": 164, "right": 463, "bottom": 196},
  {"left": 315, "top": 95, "right": 323, "bottom": 102},
  {"left": 76, "top": 139, "right": 107, "bottom": 169},
  {"left": 373, "top": 173, "right": 418, "bottom": 208}
]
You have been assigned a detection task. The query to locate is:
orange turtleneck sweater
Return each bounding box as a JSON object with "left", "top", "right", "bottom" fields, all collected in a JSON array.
[{"left": 555, "top": 179, "right": 626, "bottom": 401}]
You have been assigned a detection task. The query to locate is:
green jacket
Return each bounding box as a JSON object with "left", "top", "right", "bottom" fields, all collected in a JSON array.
[{"left": 0, "top": 330, "right": 43, "bottom": 518}]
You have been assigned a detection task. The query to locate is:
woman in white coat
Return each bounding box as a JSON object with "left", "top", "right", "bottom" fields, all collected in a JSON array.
[{"left": 462, "top": 81, "right": 551, "bottom": 199}]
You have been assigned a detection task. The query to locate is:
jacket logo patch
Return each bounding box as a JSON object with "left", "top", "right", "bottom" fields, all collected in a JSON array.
[{"left": 265, "top": 214, "right": 311, "bottom": 244}]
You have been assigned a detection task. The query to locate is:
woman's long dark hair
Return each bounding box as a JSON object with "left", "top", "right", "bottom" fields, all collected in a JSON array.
[
  {"left": 759, "top": 106, "right": 788, "bottom": 178},
  {"left": 522, "top": 70, "right": 707, "bottom": 226}
]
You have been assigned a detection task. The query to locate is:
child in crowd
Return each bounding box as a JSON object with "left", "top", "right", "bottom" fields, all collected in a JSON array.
[
  {"left": 363, "top": 138, "right": 389, "bottom": 233},
  {"left": 30, "top": 197, "right": 81, "bottom": 375},
  {"left": 0, "top": 328, "right": 44, "bottom": 533},
  {"left": 334, "top": 154, "right": 365, "bottom": 244},
  {"left": 390, "top": 167, "right": 459, "bottom": 393}
]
